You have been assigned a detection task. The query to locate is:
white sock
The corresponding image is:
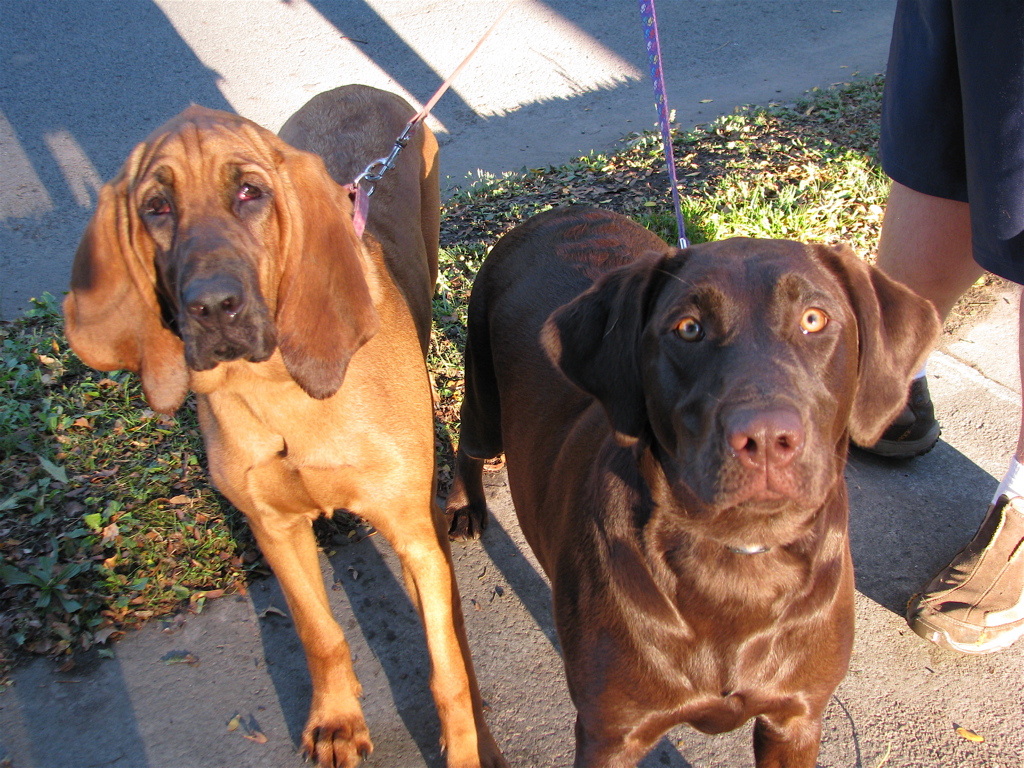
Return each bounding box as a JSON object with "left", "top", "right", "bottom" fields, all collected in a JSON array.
[{"left": 993, "top": 457, "right": 1024, "bottom": 504}]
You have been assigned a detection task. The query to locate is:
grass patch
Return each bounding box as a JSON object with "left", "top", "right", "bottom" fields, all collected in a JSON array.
[
  {"left": 0, "top": 295, "right": 258, "bottom": 672},
  {"left": 1, "top": 75, "right": 888, "bottom": 676}
]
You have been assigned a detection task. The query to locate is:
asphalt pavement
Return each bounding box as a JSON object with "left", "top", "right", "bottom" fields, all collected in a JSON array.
[{"left": 1, "top": 2, "right": 1022, "bottom": 767}]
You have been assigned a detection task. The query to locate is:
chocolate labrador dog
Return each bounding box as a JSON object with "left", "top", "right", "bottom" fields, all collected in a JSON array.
[{"left": 446, "top": 206, "right": 940, "bottom": 767}]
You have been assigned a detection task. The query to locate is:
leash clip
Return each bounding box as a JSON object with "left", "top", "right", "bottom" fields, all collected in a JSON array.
[
  {"left": 344, "top": 3, "right": 510, "bottom": 237},
  {"left": 352, "top": 120, "right": 417, "bottom": 197}
]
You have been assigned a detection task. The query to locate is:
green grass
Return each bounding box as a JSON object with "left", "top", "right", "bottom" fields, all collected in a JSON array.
[
  {"left": 1, "top": 75, "right": 888, "bottom": 676},
  {"left": 0, "top": 295, "right": 257, "bottom": 670}
]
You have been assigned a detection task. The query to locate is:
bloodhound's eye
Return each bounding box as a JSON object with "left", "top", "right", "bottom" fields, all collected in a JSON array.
[
  {"left": 800, "top": 307, "right": 829, "bottom": 334},
  {"left": 674, "top": 316, "right": 705, "bottom": 342},
  {"left": 143, "top": 196, "right": 172, "bottom": 216},
  {"left": 237, "top": 183, "right": 263, "bottom": 202}
]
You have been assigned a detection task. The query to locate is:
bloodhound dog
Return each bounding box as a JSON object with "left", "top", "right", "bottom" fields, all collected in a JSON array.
[
  {"left": 64, "top": 85, "right": 506, "bottom": 768},
  {"left": 446, "top": 206, "right": 940, "bottom": 767}
]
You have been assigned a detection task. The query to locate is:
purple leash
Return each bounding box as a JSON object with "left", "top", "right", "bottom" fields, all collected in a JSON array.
[{"left": 638, "top": 0, "right": 689, "bottom": 248}]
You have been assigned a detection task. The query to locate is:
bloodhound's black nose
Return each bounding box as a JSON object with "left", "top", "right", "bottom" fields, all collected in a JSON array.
[{"left": 182, "top": 274, "right": 245, "bottom": 328}]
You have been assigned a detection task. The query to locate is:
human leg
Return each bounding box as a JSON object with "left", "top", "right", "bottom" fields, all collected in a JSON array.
[
  {"left": 858, "top": 182, "right": 980, "bottom": 457},
  {"left": 875, "top": 0, "right": 1024, "bottom": 653},
  {"left": 875, "top": 182, "right": 980, "bottom": 320}
]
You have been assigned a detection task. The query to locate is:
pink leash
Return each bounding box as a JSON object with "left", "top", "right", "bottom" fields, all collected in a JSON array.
[{"left": 346, "top": 4, "right": 512, "bottom": 238}]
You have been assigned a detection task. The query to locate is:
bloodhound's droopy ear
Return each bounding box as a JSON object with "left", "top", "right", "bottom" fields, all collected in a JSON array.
[
  {"left": 812, "top": 243, "right": 941, "bottom": 446},
  {"left": 541, "top": 250, "right": 675, "bottom": 441},
  {"left": 273, "top": 146, "right": 379, "bottom": 400},
  {"left": 63, "top": 152, "right": 189, "bottom": 415}
]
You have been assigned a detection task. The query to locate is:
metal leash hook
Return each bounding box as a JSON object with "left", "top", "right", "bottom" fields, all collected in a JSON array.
[
  {"left": 352, "top": 120, "right": 418, "bottom": 198},
  {"left": 347, "top": 120, "right": 418, "bottom": 238},
  {"left": 345, "top": 3, "right": 512, "bottom": 240}
]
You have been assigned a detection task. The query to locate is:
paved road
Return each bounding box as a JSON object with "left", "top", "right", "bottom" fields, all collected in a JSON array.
[
  {"left": 2, "top": 2, "right": 1023, "bottom": 767},
  {"left": 2, "top": 0, "right": 895, "bottom": 319}
]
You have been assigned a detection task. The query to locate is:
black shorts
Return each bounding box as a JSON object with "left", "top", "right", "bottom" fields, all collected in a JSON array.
[{"left": 880, "top": 0, "right": 1024, "bottom": 283}]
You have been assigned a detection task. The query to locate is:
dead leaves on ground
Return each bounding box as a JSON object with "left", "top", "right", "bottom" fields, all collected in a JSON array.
[
  {"left": 228, "top": 712, "right": 268, "bottom": 744},
  {"left": 955, "top": 725, "right": 985, "bottom": 744}
]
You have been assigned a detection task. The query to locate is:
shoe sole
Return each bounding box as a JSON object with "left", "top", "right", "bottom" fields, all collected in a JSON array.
[{"left": 909, "top": 610, "right": 1024, "bottom": 654}]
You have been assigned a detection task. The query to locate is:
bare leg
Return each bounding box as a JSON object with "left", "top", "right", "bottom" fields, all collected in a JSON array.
[
  {"left": 875, "top": 181, "right": 981, "bottom": 319},
  {"left": 879, "top": 181, "right": 1023, "bottom": 460},
  {"left": 860, "top": 182, "right": 983, "bottom": 457}
]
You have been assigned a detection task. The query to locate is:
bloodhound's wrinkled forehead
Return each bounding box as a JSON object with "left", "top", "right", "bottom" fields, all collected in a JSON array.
[{"left": 120, "top": 105, "right": 286, "bottom": 192}]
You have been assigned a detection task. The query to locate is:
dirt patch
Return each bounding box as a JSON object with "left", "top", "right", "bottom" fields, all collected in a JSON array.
[{"left": 943, "top": 275, "right": 1018, "bottom": 340}]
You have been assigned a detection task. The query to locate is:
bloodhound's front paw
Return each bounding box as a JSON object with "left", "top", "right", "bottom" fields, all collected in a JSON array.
[
  {"left": 474, "top": 734, "right": 511, "bottom": 768},
  {"left": 302, "top": 713, "right": 373, "bottom": 768}
]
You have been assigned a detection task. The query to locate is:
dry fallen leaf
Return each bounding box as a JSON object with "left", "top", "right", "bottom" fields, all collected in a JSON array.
[
  {"left": 93, "top": 626, "right": 117, "bottom": 644},
  {"left": 955, "top": 726, "right": 984, "bottom": 743},
  {"left": 230, "top": 714, "right": 269, "bottom": 743},
  {"left": 100, "top": 523, "right": 120, "bottom": 545}
]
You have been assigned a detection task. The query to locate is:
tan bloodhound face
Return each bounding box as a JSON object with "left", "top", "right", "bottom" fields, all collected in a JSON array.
[{"left": 64, "top": 106, "right": 379, "bottom": 413}]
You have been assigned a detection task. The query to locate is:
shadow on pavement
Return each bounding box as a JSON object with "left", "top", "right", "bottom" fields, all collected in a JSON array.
[
  {"left": 2, "top": 651, "right": 147, "bottom": 768},
  {"left": 846, "top": 440, "right": 996, "bottom": 615},
  {"left": 248, "top": 533, "right": 446, "bottom": 766},
  {"left": 476, "top": 488, "right": 694, "bottom": 768}
]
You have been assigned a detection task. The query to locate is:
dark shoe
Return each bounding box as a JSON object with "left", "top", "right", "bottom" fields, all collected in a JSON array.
[
  {"left": 907, "top": 495, "right": 1024, "bottom": 654},
  {"left": 857, "top": 376, "right": 940, "bottom": 458}
]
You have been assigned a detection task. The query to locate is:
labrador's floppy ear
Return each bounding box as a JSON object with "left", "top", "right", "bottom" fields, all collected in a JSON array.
[
  {"left": 63, "top": 152, "right": 189, "bottom": 415},
  {"left": 813, "top": 243, "right": 941, "bottom": 446},
  {"left": 273, "top": 146, "right": 380, "bottom": 400},
  {"left": 541, "top": 250, "right": 675, "bottom": 440}
]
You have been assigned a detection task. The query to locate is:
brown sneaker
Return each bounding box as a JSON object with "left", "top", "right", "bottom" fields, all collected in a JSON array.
[{"left": 907, "top": 495, "right": 1024, "bottom": 654}]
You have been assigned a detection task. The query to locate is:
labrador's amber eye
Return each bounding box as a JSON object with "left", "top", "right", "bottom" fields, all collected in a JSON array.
[
  {"left": 675, "top": 316, "right": 704, "bottom": 342},
  {"left": 800, "top": 307, "right": 828, "bottom": 334}
]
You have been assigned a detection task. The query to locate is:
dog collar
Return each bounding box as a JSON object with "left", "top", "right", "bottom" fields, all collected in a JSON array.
[{"left": 728, "top": 544, "right": 771, "bottom": 555}]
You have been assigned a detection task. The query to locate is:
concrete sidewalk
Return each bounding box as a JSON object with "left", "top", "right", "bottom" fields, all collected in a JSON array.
[{"left": 2, "top": 2, "right": 1022, "bottom": 767}]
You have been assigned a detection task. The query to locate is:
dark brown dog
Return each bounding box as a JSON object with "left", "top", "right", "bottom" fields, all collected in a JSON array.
[
  {"left": 64, "top": 85, "right": 506, "bottom": 768},
  {"left": 446, "top": 206, "right": 940, "bottom": 767}
]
